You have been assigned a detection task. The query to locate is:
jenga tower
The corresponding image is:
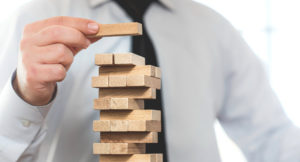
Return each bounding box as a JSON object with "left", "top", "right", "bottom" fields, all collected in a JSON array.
[{"left": 91, "top": 23, "right": 163, "bottom": 162}]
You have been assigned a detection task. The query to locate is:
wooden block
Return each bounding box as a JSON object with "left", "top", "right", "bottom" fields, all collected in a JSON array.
[
  {"left": 95, "top": 54, "right": 113, "bottom": 66},
  {"left": 110, "top": 120, "right": 128, "bottom": 131},
  {"left": 100, "top": 132, "right": 158, "bottom": 143},
  {"left": 93, "top": 75, "right": 160, "bottom": 89},
  {"left": 99, "top": 88, "right": 156, "bottom": 99},
  {"left": 127, "top": 75, "right": 161, "bottom": 89},
  {"left": 94, "top": 143, "right": 110, "bottom": 154},
  {"left": 155, "top": 67, "right": 161, "bottom": 78},
  {"left": 93, "top": 120, "right": 161, "bottom": 132},
  {"left": 94, "top": 98, "right": 144, "bottom": 110},
  {"left": 109, "top": 75, "right": 127, "bottom": 87},
  {"left": 128, "top": 120, "right": 161, "bottom": 132},
  {"left": 99, "top": 65, "right": 161, "bottom": 78},
  {"left": 94, "top": 98, "right": 112, "bottom": 110},
  {"left": 89, "top": 22, "right": 142, "bottom": 38},
  {"left": 94, "top": 120, "right": 111, "bottom": 131},
  {"left": 94, "top": 53, "right": 145, "bottom": 67},
  {"left": 100, "top": 110, "right": 161, "bottom": 120},
  {"left": 93, "top": 143, "right": 145, "bottom": 154},
  {"left": 92, "top": 76, "right": 109, "bottom": 88},
  {"left": 114, "top": 53, "right": 145, "bottom": 66},
  {"left": 100, "top": 154, "right": 163, "bottom": 162}
]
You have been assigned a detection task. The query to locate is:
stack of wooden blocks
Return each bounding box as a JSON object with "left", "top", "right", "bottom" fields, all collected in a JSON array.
[{"left": 91, "top": 23, "right": 163, "bottom": 162}]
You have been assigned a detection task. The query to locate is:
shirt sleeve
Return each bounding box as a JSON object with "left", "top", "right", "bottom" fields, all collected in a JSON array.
[
  {"left": 217, "top": 20, "right": 300, "bottom": 162},
  {"left": 0, "top": 72, "right": 54, "bottom": 162},
  {"left": 0, "top": 1, "right": 56, "bottom": 161}
]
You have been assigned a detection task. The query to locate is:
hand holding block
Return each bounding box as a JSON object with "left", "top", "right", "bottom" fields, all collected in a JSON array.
[
  {"left": 93, "top": 143, "right": 145, "bottom": 154},
  {"left": 89, "top": 22, "right": 142, "bottom": 38},
  {"left": 93, "top": 120, "right": 161, "bottom": 132},
  {"left": 100, "top": 110, "right": 161, "bottom": 120},
  {"left": 95, "top": 53, "right": 145, "bottom": 66},
  {"left": 100, "top": 132, "right": 158, "bottom": 143},
  {"left": 94, "top": 98, "right": 144, "bottom": 110},
  {"left": 100, "top": 154, "right": 163, "bottom": 162}
]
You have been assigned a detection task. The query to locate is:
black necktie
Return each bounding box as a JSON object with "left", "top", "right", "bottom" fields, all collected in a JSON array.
[{"left": 113, "top": 0, "right": 168, "bottom": 161}]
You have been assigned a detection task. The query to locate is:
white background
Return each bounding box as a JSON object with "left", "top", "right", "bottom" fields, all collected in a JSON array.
[{"left": 1, "top": 0, "right": 300, "bottom": 161}]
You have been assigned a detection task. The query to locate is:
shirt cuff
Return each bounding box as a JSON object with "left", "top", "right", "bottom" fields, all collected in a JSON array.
[
  {"left": 0, "top": 72, "right": 54, "bottom": 161},
  {"left": 11, "top": 71, "right": 56, "bottom": 117}
]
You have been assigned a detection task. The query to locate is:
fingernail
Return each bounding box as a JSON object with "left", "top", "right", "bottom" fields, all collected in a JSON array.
[{"left": 88, "top": 23, "right": 99, "bottom": 33}]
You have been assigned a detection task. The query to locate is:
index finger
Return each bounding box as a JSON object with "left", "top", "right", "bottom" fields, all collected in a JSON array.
[{"left": 25, "top": 16, "right": 99, "bottom": 36}]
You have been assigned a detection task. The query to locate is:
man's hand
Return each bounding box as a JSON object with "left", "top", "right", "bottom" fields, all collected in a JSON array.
[{"left": 14, "top": 16, "right": 100, "bottom": 106}]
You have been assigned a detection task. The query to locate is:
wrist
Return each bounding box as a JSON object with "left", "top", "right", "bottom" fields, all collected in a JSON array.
[{"left": 12, "top": 73, "right": 56, "bottom": 106}]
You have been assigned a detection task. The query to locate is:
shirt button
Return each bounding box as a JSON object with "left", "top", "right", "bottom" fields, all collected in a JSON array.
[{"left": 21, "top": 120, "right": 31, "bottom": 128}]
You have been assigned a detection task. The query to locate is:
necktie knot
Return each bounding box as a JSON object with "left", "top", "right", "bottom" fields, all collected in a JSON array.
[{"left": 114, "top": 0, "right": 156, "bottom": 22}]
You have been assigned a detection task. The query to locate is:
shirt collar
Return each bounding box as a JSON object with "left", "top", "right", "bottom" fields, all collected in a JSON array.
[{"left": 88, "top": 0, "right": 175, "bottom": 10}]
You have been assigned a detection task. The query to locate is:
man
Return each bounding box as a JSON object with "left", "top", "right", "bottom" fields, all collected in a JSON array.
[{"left": 0, "top": 0, "right": 300, "bottom": 161}]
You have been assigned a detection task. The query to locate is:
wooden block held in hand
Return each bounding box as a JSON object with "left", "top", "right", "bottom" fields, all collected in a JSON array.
[
  {"left": 93, "top": 120, "right": 161, "bottom": 132},
  {"left": 100, "top": 154, "right": 163, "bottom": 162},
  {"left": 100, "top": 110, "right": 161, "bottom": 120},
  {"left": 99, "top": 87, "right": 156, "bottom": 99},
  {"left": 127, "top": 75, "right": 161, "bottom": 89},
  {"left": 95, "top": 54, "right": 114, "bottom": 66},
  {"left": 100, "top": 132, "right": 158, "bottom": 143},
  {"left": 99, "top": 65, "right": 161, "bottom": 78},
  {"left": 109, "top": 75, "right": 127, "bottom": 87},
  {"left": 114, "top": 53, "right": 145, "bottom": 66},
  {"left": 93, "top": 143, "right": 145, "bottom": 154},
  {"left": 90, "top": 22, "right": 142, "bottom": 38},
  {"left": 92, "top": 76, "right": 108, "bottom": 88},
  {"left": 94, "top": 98, "right": 144, "bottom": 110}
]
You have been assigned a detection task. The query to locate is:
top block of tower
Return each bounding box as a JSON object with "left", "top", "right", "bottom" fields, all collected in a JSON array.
[
  {"left": 89, "top": 22, "right": 142, "bottom": 38},
  {"left": 95, "top": 53, "right": 145, "bottom": 66}
]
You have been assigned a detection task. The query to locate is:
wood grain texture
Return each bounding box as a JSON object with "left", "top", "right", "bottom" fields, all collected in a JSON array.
[
  {"left": 99, "top": 154, "right": 163, "bottom": 162},
  {"left": 94, "top": 98, "right": 144, "bottom": 110},
  {"left": 93, "top": 143, "right": 145, "bottom": 154},
  {"left": 92, "top": 75, "right": 161, "bottom": 89},
  {"left": 114, "top": 53, "right": 145, "bottom": 66},
  {"left": 100, "top": 132, "right": 158, "bottom": 143},
  {"left": 127, "top": 75, "right": 161, "bottom": 89},
  {"left": 95, "top": 54, "right": 114, "bottom": 66},
  {"left": 95, "top": 53, "right": 145, "bottom": 66},
  {"left": 93, "top": 120, "right": 161, "bottom": 132},
  {"left": 89, "top": 22, "right": 142, "bottom": 38},
  {"left": 109, "top": 75, "right": 127, "bottom": 87},
  {"left": 99, "top": 88, "right": 156, "bottom": 99},
  {"left": 99, "top": 65, "right": 161, "bottom": 78},
  {"left": 92, "top": 76, "right": 108, "bottom": 88},
  {"left": 100, "top": 110, "right": 161, "bottom": 121}
]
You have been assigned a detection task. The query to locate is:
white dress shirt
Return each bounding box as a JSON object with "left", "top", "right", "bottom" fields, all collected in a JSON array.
[{"left": 1, "top": 0, "right": 300, "bottom": 161}]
